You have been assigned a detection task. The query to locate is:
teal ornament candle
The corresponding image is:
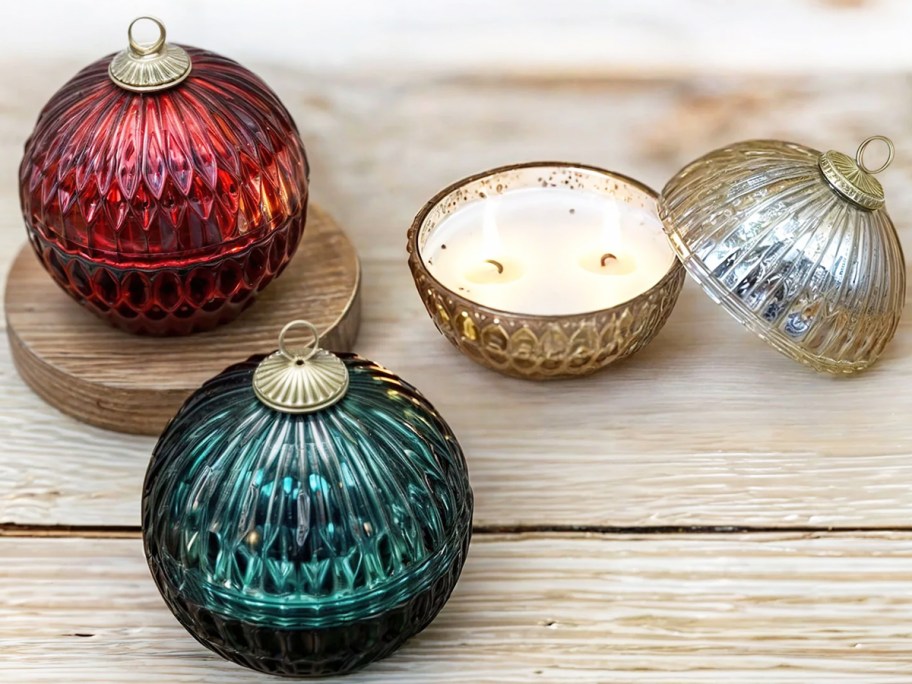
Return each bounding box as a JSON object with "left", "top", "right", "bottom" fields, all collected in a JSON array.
[{"left": 142, "top": 321, "right": 473, "bottom": 677}]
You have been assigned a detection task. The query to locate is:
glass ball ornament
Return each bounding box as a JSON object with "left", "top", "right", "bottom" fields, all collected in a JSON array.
[
  {"left": 142, "top": 321, "right": 474, "bottom": 676},
  {"left": 659, "top": 135, "right": 905, "bottom": 374},
  {"left": 19, "top": 17, "right": 309, "bottom": 335}
]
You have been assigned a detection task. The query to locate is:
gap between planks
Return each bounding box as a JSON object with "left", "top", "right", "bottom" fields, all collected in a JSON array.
[{"left": 5, "top": 522, "right": 912, "bottom": 540}]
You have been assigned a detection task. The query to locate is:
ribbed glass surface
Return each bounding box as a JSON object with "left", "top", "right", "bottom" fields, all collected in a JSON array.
[
  {"left": 19, "top": 47, "right": 309, "bottom": 334},
  {"left": 659, "top": 140, "right": 905, "bottom": 374},
  {"left": 143, "top": 354, "right": 473, "bottom": 676}
]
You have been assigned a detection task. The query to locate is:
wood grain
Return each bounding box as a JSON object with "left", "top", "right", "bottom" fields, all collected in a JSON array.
[
  {"left": 3, "top": 6, "right": 912, "bottom": 682},
  {"left": 4, "top": 204, "right": 361, "bottom": 435},
  {"left": 2, "top": 533, "right": 912, "bottom": 683},
  {"left": 6, "top": 261, "right": 912, "bottom": 529},
  {"left": 3, "top": 70, "right": 912, "bottom": 527}
]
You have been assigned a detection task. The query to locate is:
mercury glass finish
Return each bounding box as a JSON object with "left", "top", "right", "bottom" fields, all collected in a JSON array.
[
  {"left": 408, "top": 162, "right": 685, "bottom": 380},
  {"left": 142, "top": 354, "right": 473, "bottom": 677},
  {"left": 659, "top": 139, "right": 905, "bottom": 374}
]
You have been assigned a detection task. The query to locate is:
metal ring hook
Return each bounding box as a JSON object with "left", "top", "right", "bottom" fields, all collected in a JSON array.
[
  {"left": 856, "top": 135, "right": 895, "bottom": 175},
  {"left": 277, "top": 320, "right": 320, "bottom": 363},
  {"left": 128, "top": 16, "right": 167, "bottom": 57}
]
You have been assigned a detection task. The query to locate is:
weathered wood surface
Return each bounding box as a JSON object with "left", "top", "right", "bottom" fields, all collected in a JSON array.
[
  {"left": 5, "top": 262, "right": 912, "bottom": 529},
  {"left": 4, "top": 2, "right": 912, "bottom": 680},
  {"left": 3, "top": 68, "right": 912, "bottom": 528},
  {"left": 2, "top": 533, "right": 912, "bottom": 683}
]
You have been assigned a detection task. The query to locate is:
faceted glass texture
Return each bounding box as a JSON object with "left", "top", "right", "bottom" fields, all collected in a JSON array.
[
  {"left": 408, "top": 163, "right": 685, "bottom": 379},
  {"left": 659, "top": 140, "right": 905, "bottom": 374},
  {"left": 143, "top": 354, "right": 474, "bottom": 676},
  {"left": 19, "top": 47, "right": 309, "bottom": 335}
]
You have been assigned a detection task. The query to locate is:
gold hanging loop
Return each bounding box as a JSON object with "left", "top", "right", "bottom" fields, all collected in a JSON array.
[
  {"left": 855, "top": 135, "right": 895, "bottom": 175},
  {"left": 127, "top": 16, "right": 167, "bottom": 57},
  {"left": 253, "top": 320, "right": 350, "bottom": 414},
  {"left": 109, "top": 16, "right": 192, "bottom": 92},
  {"left": 277, "top": 320, "right": 321, "bottom": 364},
  {"left": 818, "top": 135, "right": 893, "bottom": 210}
]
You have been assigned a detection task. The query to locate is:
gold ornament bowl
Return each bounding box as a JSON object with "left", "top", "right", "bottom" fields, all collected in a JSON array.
[{"left": 407, "top": 162, "right": 686, "bottom": 380}]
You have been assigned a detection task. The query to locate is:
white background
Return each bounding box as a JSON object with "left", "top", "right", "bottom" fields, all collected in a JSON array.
[{"left": 4, "top": 0, "right": 912, "bottom": 76}]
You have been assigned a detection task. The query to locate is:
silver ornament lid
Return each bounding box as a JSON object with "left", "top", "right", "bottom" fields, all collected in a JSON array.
[
  {"left": 253, "top": 320, "right": 350, "bottom": 413},
  {"left": 108, "top": 16, "right": 192, "bottom": 92},
  {"left": 659, "top": 137, "right": 905, "bottom": 375}
]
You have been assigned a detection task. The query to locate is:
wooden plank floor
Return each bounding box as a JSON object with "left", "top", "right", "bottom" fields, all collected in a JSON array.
[
  {"left": 4, "top": 7, "right": 912, "bottom": 678},
  {"left": 4, "top": 534, "right": 912, "bottom": 683},
  {"left": 6, "top": 70, "right": 912, "bottom": 531}
]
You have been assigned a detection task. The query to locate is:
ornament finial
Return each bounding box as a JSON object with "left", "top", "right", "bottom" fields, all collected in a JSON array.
[
  {"left": 819, "top": 135, "right": 893, "bottom": 211},
  {"left": 108, "top": 16, "right": 192, "bottom": 92},
  {"left": 252, "top": 320, "right": 350, "bottom": 414}
]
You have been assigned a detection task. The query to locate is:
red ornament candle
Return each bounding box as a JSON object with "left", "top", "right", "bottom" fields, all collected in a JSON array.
[{"left": 19, "top": 17, "right": 309, "bottom": 335}]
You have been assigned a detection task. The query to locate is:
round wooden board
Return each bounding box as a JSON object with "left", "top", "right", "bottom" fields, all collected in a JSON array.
[{"left": 5, "top": 204, "right": 361, "bottom": 436}]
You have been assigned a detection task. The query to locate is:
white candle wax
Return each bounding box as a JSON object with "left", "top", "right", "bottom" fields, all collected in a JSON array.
[{"left": 422, "top": 187, "right": 676, "bottom": 316}]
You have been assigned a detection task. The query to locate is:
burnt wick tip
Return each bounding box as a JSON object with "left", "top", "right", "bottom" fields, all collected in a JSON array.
[{"left": 484, "top": 259, "right": 505, "bottom": 274}]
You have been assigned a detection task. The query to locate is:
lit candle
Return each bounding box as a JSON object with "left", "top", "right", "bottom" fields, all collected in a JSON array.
[
  {"left": 408, "top": 163, "right": 686, "bottom": 379},
  {"left": 463, "top": 202, "right": 524, "bottom": 285},
  {"left": 579, "top": 199, "right": 636, "bottom": 276},
  {"left": 422, "top": 184, "right": 675, "bottom": 316}
]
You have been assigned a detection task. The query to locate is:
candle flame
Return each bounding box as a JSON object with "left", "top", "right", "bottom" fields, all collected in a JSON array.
[
  {"left": 482, "top": 200, "right": 503, "bottom": 259},
  {"left": 601, "top": 200, "right": 623, "bottom": 251}
]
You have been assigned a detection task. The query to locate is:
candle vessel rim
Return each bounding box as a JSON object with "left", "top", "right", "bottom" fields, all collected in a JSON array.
[{"left": 407, "top": 161, "right": 682, "bottom": 321}]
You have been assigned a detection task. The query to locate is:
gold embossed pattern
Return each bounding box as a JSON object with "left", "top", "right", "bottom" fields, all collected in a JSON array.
[
  {"left": 407, "top": 163, "right": 685, "bottom": 380},
  {"left": 818, "top": 150, "right": 884, "bottom": 210}
]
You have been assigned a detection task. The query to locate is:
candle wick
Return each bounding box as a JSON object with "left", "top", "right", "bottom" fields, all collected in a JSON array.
[
  {"left": 600, "top": 253, "right": 617, "bottom": 267},
  {"left": 484, "top": 259, "right": 505, "bottom": 274}
]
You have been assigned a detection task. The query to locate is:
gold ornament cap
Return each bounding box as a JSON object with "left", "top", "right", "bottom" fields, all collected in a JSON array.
[
  {"left": 253, "top": 320, "right": 350, "bottom": 414},
  {"left": 108, "top": 17, "right": 192, "bottom": 92},
  {"left": 818, "top": 135, "right": 894, "bottom": 210}
]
